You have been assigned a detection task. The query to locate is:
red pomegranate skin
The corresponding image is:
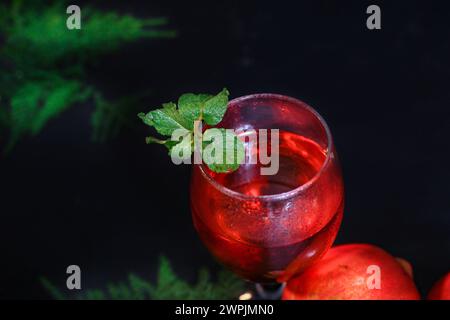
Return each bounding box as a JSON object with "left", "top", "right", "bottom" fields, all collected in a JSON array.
[
  {"left": 427, "top": 272, "right": 450, "bottom": 300},
  {"left": 395, "top": 257, "right": 413, "bottom": 278},
  {"left": 282, "top": 244, "right": 420, "bottom": 300}
]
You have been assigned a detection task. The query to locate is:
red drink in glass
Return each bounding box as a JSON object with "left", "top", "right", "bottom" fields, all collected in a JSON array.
[{"left": 190, "top": 94, "right": 344, "bottom": 283}]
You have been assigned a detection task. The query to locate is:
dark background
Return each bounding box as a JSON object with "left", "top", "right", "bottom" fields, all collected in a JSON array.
[{"left": 1, "top": 0, "right": 449, "bottom": 299}]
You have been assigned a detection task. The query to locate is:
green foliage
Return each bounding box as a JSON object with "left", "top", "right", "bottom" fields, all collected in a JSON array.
[
  {"left": 6, "top": 78, "right": 89, "bottom": 151},
  {"left": 141, "top": 102, "right": 191, "bottom": 136},
  {"left": 177, "top": 88, "right": 229, "bottom": 127},
  {"left": 202, "top": 128, "right": 245, "bottom": 173},
  {"left": 139, "top": 89, "right": 245, "bottom": 173},
  {"left": 39, "top": 277, "right": 67, "bottom": 300},
  {"left": 178, "top": 93, "right": 214, "bottom": 129},
  {"left": 41, "top": 256, "right": 245, "bottom": 300},
  {"left": 0, "top": 0, "right": 175, "bottom": 152},
  {"left": 200, "top": 88, "right": 230, "bottom": 126},
  {"left": 3, "top": 2, "right": 175, "bottom": 66}
]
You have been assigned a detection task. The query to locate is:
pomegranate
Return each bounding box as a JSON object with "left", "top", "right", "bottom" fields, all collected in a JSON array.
[
  {"left": 427, "top": 272, "right": 450, "bottom": 300},
  {"left": 395, "top": 257, "right": 413, "bottom": 278},
  {"left": 282, "top": 243, "right": 420, "bottom": 300}
]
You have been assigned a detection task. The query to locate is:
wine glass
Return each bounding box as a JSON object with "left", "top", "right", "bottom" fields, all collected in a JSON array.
[{"left": 190, "top": 94, "right": 344, "bottom": 297}]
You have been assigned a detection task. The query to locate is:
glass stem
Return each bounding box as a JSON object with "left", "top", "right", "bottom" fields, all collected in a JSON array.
[{"left": 255, "top": 283, "right": 286, "bottom": 300}]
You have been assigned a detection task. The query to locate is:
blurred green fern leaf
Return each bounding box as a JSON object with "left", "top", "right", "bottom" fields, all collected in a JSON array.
[
  {"left": 0, "top": 0, "right": 175, "bottom": 152},
  {"left": 91, "top": 93, "right": 148, "bottom": 143},
  {"left": 5, "top": 78, "right": 89, "bottom": 151},
  {"left": 41, "top": 256, "right": 245, "bottom": 300}
]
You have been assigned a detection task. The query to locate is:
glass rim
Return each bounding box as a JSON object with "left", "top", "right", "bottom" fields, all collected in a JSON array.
[{"left": 198, "top": 93, "right": 334, "bottom": 201}]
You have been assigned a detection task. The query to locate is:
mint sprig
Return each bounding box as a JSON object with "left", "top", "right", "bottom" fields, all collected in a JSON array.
[{"left": 138, "top": 89, "right": 244, "bottom": 173}]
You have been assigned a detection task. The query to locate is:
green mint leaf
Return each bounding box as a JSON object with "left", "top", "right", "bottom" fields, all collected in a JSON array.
[
  {"left": 169, "top": 133, "right": 193, "bottom": 161},
  {"left": 146, "top": 134, "right": 192, "bottom": 157},
  {"left": 178, "top": 93, "right": 213, "bottom": 129},
  {"left": 203, "top": 88, "right": 229, "bottom": 125},
  {"left": 145, "top": 136, "right": 167, "bottom": 144},
  {"left": 138, "top": 112, "right": 154, "bottom": 126},
  {"left": 141, "top": 102, "right": 190, "bottom": 136},
  {"left": 202, "top": 128, "right": 244, "bottom": 173},
  {"left": 139, "top": 89, "right": 243, "bottom": 173},
  {"left": 163, "top": 140, "right": 180, "bottom": 153}
]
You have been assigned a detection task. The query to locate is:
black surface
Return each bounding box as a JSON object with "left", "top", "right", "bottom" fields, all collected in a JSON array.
[{"left": 1, "top": 0, "right": 449, "bottom": 299}]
